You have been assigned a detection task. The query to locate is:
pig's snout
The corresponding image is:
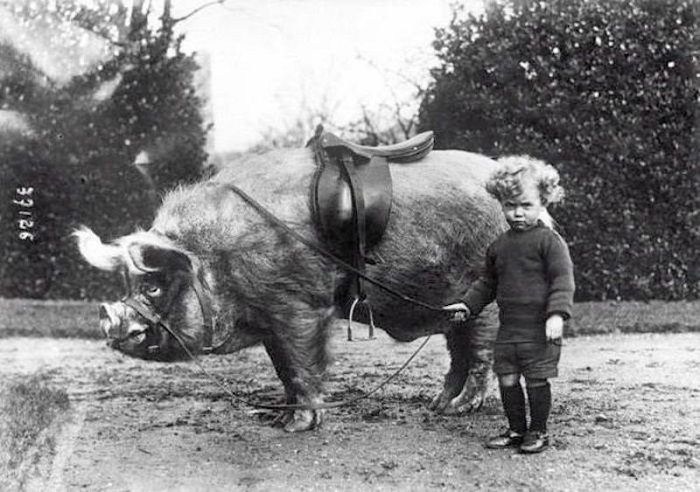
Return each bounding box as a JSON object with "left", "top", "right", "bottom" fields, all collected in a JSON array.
[{"left": 99, "top": 303, "right": 120, "bottom": 339}]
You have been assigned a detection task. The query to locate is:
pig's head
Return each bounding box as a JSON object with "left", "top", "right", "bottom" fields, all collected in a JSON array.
[{"left": 73, "top": 227, "right": 214, "bottom": 361}]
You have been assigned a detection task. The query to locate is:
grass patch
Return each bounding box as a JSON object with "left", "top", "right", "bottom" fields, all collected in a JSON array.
[
  {"left": 0, "top": 298, "right": 101, "bottom": 339},
  {"left": 0, "top": 374, "right": 70, "bottom": 489},
  {"left": 0, "top": 298, "right": 699, "bottom": 339},
  {"left": 568, "top": 300, "right": 700, "bottom": 337}
]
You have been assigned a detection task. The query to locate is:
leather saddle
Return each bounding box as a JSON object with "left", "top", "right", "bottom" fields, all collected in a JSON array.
[
  {"left": 308, "top": 126, "right": 434, "bottom": 256},
  {"left": 307, "top": 125, "right": 434, "bottom": 339}
]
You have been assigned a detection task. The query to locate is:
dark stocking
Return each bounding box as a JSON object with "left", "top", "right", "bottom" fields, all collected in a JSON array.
[
  {"left": 499, "top": 383, "right": 527, "bottom": 434},
  {"left": 526, "top": 380, "right": 551, "bottom": 433}
]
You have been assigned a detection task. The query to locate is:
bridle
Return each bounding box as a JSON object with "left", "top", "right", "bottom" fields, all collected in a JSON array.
[{"left": 117, "top": 267, "right": 220, "bottom": 357}]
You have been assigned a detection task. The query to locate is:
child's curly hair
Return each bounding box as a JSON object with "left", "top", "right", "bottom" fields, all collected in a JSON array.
[{"left": 485, "top": 155, "right": 565, "bottom": 206}]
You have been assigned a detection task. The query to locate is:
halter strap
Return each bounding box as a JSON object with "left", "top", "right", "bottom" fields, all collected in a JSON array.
[{"left": 121, "top": 273, "right": 217, "bottom": 355}]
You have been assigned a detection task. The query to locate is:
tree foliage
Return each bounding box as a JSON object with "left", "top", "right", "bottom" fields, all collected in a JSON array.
[
  {"left": 0, "top": 0, "right": 209, "bottom": 299},
  {"left": 419, "top": 0, "right": 698, "bottom": 300}
]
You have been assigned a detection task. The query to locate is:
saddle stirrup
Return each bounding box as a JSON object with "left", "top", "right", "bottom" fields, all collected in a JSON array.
[{"left": 347, "top": 296, "right": 376, "bottom": 342}]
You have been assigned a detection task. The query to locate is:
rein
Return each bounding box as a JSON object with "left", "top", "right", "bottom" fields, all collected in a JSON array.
[
  {"left": 123, "top": 283, "right": 434, "bottom": 411},
  {"left": 162, "top": 315, "right": 432, "bottom": 411},
  {"left": 122, "top": 182, "right": 451, "bottom": 412},
  {"left": 220, "top": 183, "right": 445, "bottom": 313}
]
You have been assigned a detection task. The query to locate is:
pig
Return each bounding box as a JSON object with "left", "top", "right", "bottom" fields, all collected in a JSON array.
[{"left": 75, "top": 145, "right": 506, "bottom": 432}]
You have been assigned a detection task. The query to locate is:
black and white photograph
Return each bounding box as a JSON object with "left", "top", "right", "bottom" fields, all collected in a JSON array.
[{"left": 0, "top": 0, "right": 698, "bottom": 489}]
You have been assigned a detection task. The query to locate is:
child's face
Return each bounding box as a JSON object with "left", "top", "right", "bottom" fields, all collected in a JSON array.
[{"left": 501, "top": 182, "right": 544, "bottom": 232}]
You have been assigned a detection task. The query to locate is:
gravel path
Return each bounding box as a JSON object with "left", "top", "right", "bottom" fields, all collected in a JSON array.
[{"left": 2, "top": 330, "right": 699, "bottom": 491}]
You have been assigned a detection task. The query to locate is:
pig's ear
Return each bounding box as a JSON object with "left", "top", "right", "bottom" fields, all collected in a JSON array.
[
  {"left": 73, "top": 227, "right": 124, "bottom": 271},
  {"left": 127, "top": 243, "right": 192, "bottom": 274}
]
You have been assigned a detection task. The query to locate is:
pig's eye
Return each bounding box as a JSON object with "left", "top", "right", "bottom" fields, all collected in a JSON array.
[{"left": 142, "top": 284, "right": 162, "bottom": 298}]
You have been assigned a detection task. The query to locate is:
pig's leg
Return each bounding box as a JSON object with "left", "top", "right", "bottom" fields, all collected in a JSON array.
[
  {"left": 262, "top": 337, "right": 298, "bottom": 428},
  {"left": 429, "top": 318, "right": 470, "bottom": 413},
  {"left": 262, "top": 307, "right": 333, "bottom": 432},
  {"left": 431, "top": 304, "right": 498, "bottom": 414}
]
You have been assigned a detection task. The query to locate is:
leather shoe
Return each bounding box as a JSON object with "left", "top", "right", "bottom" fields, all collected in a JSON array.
[
  {"left": 519, "top": 431, "right": 549, "bottom": 453},
  {"left": 485, "top": 430, "right": 524, "bottom": 449}
]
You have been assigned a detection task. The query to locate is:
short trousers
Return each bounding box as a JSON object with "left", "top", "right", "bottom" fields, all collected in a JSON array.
[{"left": 493, "top": 341, "right": 561, "bottom": 379}]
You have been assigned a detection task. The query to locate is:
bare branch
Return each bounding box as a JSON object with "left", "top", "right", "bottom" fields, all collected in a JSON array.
[
  {"left": 357, "top": 54, "right": 427, "bottom": 94},
  {"left": 173, "top": 0, "right": 226, "bottom": 23},
  {"left": 78, "top": 25, "right": 128, "bottom": 49}
]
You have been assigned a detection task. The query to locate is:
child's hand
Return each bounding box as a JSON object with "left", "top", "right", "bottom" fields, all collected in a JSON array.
[
  {"left": 546, "top": 314, "right": 564, "bottom": 341},
  {"left": 443, "top": 303, "right": 471, "bottom": 323}
]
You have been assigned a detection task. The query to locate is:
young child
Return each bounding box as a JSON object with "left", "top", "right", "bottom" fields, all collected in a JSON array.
[{"left": 444, "top": 156, "right": 575, "bottom": 454}]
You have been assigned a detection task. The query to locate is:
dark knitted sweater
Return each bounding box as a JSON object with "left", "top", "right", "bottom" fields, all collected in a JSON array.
[{"left": 462, "top": 223, "right": 575, "bottom": 343}]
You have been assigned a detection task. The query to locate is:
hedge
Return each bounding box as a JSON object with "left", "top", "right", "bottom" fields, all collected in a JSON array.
[{"left": 418, "top": 0, "right": 699, "bottom": 300}]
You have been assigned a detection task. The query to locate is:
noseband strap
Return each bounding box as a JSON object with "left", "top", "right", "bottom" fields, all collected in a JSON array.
[{"left": 121, "top": 273, "right": 216, "bottom": 355}]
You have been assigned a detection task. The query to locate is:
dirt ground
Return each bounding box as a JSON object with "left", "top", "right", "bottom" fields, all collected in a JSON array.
[{"left": 2, "top": 327, "right": 699, "bottom": 491}]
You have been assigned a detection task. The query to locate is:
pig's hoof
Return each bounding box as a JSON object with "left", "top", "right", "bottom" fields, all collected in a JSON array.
[
  {"left": 444, "top": 388, "right": 486, "bottom": 415},
  {"left": 283, "top": 409, "right": 322, "bottom": 433},
  {"left": 429, "top": 390, "right": 458, "bottom": 413}
]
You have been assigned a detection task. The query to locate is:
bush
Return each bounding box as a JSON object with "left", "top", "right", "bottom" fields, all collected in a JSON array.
[{"left": 419, "top": 0, "right": 698, "bottom": 300}]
